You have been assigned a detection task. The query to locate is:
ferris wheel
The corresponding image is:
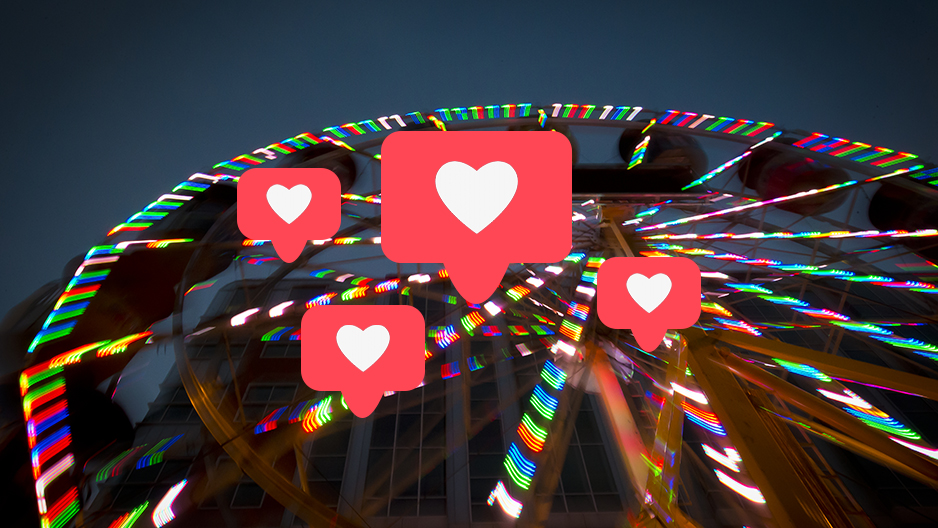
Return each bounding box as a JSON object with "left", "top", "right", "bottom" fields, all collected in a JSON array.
[{"left": 17, "top": 102, "right": 938, "bottom": 528}]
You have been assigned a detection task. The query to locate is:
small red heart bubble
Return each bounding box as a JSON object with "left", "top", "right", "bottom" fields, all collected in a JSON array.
[
  {"left": 381, "top": 131, "right": 572, "bottom": 304},
  {"left": 597, "top": 257, "right": 701, "bottom": 351},
  {"left": 237, "top": 168, "right": 341, "bottom": 263},
  {"left": 301, "top": 304, "right": 426, "bottom": 418}
]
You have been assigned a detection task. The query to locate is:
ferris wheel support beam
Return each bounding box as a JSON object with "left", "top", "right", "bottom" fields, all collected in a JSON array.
[
  {"left": 710, "top": 345, "right": 938, "bottom": 488},
  {"left": 639, "top": 339, "right": 693, "bottom": 525},
  {"left": 685, "top": 342, "right": 847, "bottom": 528},
  {"left": 687, "top": 328, "right": 938, "bottom": 402}
]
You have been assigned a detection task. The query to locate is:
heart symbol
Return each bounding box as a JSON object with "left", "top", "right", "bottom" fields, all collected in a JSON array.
[
  {"left": 266, "top": 184, "right": 312, "bottom": 224},
  {"left": 626, "top": 273, "right": 672, "bottom": 313},
  {"left": 336, "top": 324, "right": 390, "bottom": 372},
  {"left": 435, "top": 161, "right": 518, "bottom": 234}
]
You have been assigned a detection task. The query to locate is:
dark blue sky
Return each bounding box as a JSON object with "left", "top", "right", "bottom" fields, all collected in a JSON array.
[{"left": 2, "top": 0, "right": 936, "bottom": 316}]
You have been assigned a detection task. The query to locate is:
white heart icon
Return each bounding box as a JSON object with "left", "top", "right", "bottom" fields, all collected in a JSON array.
[
  {"left": 336, "top": 324, "right": 390, "bottom": 372},
  {"left": 626, "top": 273, "right": 672, "bottom": 313},
  {"left": 435, "top": 161, "right": 518, "bottom": 234},
  {"left": 266, "top": 184, "right": 312, "bottom": 224}
]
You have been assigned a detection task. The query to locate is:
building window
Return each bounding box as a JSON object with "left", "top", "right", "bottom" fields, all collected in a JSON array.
[
  {"left": 230, "top": 482, "right": 266, "bottom": 509},
  {"left": 365, "top": 388, "right": 446, "bottom": 517},
  {"left": 553, "top": 396, "right": 623, "bottom": 513},
  {"left": 237, "top": 383, "right": 297, "bottom": 422},
  {"left": 260, "top": 342, "right": 301, "bottom": 358}
]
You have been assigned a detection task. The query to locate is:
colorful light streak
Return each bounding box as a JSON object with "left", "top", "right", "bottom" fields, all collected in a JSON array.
[
  {"left": 107, "top": 501, "right": 148, "bottom": 528},
  {"left": 340, "top": 286, "right": 369, "bottom": 301},
  {"left": 460, "top": 311, "right": 486, "bottom": 334},
  {"left": 136, "top": 435, "right": 183, "bottom": 469},
  {"left": 302, "top": 396, "right": 333, "bottom": 433},
  {"left": 98, "top": 332, "right": 153, "bottom": 357},
  {"left": 487, "top": 480, "right": 523, "bottom": 518},
  {"left": 442, "top": 362, "right": 461, "bottom": 379},
  {"left": 96, "top": 446, "right": 147, "bottom": 482},
  {"left": 559, "top": 319, "right": 584, "bottom": 341},
  {"left": 817, "top": 389, "right": 872, "bottom": 409},
  {"left": 518, "top": 414, "right": 547, "bottom": 452},
  {"left": 504, "top": 442, "right": 536, "bottom": 489},
  {"left": 891, "top": 437, "right": 938, "bottom": 460},
  {"left": 152, "top": 479, "right": 187, "bottom": 527},
  {"left": 773, "top": 359, "right": 832, "bottom": 382},
  {"left": 670, "top": 382, "right": 708, "bottom": 405},
  {"left": 682, "top": 151, "right": 752, "bottom": 190},
  {"left": 645, "top": 228, "right": 938, "bottom": 242},
  {"left": 433, "top": 325, "right": 460, "bottom": 348},
  {"left": 43, "top": 486, "right": 79, "bottom": 528},
  {"left": 701, "top": 444, "right": 741, "bottom": 472},
  {"left": 714, "top": 470, "right": 765, "bottom": 503},
  {"left": 307, "top": 293, "right": 337, "bottom": 307},
  {"left": 506, "top": 286, "right": 531, "bottom": 301},
  {"left": 230, "top": 308, "right": 260, "bottom": 326},
  {"left": 541, "top": 361, "right": 567, "bottom": 390},
  {"left": 682, "top": 402, "right": 727, "bottom": 436},
  {"left": 531, "top": 385, "right": 558, "bottom": 420},
  {"left": 637, "top": 168, "right": 914, "bottom": 232},
  {"left": 268, "top": 301, "right": 294, "bottom": 317},
  {"left": 36, "top": 453, "right": 73, "bottom": 514}
]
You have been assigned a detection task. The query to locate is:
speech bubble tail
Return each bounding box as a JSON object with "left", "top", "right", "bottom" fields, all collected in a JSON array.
[
  {"left": 632, "top": 327, "right": 666, "bottom": 352},
  {"left": 271, "top": 239, "right": 306, "bottom": 263},
  {"left": 342, "top": 388, "right": 384, "bottom": 418},
  {"left": 444, "top": 260, "right": 506, "bottom": 304}
]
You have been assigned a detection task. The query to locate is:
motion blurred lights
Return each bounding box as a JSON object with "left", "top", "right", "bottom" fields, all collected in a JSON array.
[
  {"left": 714, "top": 470, "right": 766, "bottom": 503},
  {"left": 541, "top": 361, "right": 567, "bottom": 390},
  {"left": 302, "top": 396, "right": 333, "bottom": 433},
  {"left": 637, "top": 168, "right": 913, "bottom": 232},
  {"left": 683, "top": 401, "right": 727, "bottom": 436},
  {"left": 817, "top": 389, "right": 872, "bottom": 409},
  {"left": 152, "top": 479, "right": 188, "bottom": 527},
  {"left": 487, "top": 480, "right": 523, "bottom": 518},
  {"left": 891, "top": 437, "right": 938, "bottom": 460},
  {"left": 230, "top": 308, "right": 260, "bottom": 327},
  {"left": 530, "top": 385, "right": 558, "bottom": 420},
  {"left": 36, "top": 453, "right": 74, "bottom": 514},
  {"left": 670, "top": 382, "right": 709, "bottom": 405},
  {"left": 107, "top": 501, "right": 148, "bottom": 528},
  {"left": 505, "top": 443, "right": 536, "bottom": 490},
  {"left": 701, "top": 444, "right": 741, "bottom": 472},
  {"left": 268, "top": 301, "right": 294, "bottom": 318},
  {"left": 518, "top": 413, "right": 547, "bottom": 453}
]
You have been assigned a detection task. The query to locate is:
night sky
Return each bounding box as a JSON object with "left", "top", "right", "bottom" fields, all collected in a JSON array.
[{"left": 2, "top": 0, "right": 936, "bottom": 317}]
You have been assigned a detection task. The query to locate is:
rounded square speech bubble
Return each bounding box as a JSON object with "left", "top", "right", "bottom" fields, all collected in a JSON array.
[
  {"left": 237, "top": 168, "right": 341, "bottom": 263},
  {"left": 301, "top": 304, "right": 426, "bottom": 418},
  {"left": 381, "top": 131, "right": 572, "bottom": 304},
  {"left": 597, "top": 257, "right": 701, "bottom": 352}
]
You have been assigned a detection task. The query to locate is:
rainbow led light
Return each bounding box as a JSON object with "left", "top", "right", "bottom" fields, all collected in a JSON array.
[
  {"left": 637, "top": 168, "right": 914, "bottom": 232},
  {"left": 518, "top": 413, "right": 547, "bottom": 453},
  {"left": 683, "top": 151, "right": 753, "bottom": 190},
  {"left": 505, "top": 442, "right": 536, "bottom": 490},
  {"left": 107, "top": 501, "right": 148, "bottom": 528},
  {"left": 714, "top": 470, "right": 765, "bottom": 503},
  {"left": 307, "top": 293, "right": 337, "bottom": 307},
  {"left": 96, "top": 445, "right": 147, "bottom": 482},
  {"left": 541, "top": 361, "right": 567, "bottom": 390},
  {"left": 531, "top": 385, "right": 558, "bottom": 420},
  {"left": 487, "top": 480, "right": 523, "bottom": 518},
  {"left": 302, "top": 396, "right": 333, "bottom": 433},
  {"left": 701, "top": 444, "right": 742, "bottom": 472},
  {"left": 136, "top": 435, "right": 183, "bottom": 469},
  {"left": 773, "top": 359, "right": 832, "bottom": 382},
  {"left": 683, "top": 402, "right": 727, "bottom": 436},
  {"left": 670, "top": 382, "right": 708, "bottom": 405},
  {"left": 152, "top": 479, "right": 187, "bottom": 527}
]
